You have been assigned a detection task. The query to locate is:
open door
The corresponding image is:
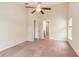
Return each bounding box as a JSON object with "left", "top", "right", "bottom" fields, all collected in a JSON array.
[{"left": 43, "top": 20, "right": 49, "bottom": 40}]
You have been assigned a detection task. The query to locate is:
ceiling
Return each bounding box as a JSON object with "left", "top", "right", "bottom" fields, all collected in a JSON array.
[{"left": 19, "top": 2, "right": 65, "bottom": 7}]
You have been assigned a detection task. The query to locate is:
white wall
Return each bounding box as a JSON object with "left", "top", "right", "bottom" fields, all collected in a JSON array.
[
  {"left": 0, "top": 3, "right": 31, "bottom": 51},
  {"left": 50, "top": 3, "right": 68, "bottom": 40},
  {"left": 68, "top": 2, "right": 79, "bottom": 56}
]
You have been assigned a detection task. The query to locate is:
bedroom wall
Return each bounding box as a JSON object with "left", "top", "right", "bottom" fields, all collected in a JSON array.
[
  {"left": 0, "top": 3, "right": 31, "bottom": 51},
  {"left": 50, "top": 3, "right": 68, "bottom": 40},
  {"left": 68, "top": 2, "right": 79, "bottom": 56}
]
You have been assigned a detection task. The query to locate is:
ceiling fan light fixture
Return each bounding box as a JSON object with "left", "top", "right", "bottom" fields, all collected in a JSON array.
[
  {"left": 25, "top": 2, "right": 51, "bottom": 14},
  {"left": 36, "top": 7, "right": 41, "bottom": 12}
]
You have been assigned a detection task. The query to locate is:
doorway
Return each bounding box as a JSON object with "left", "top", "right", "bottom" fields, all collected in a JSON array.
[
  {"left": 34, "top": 20, "right": 49, "bottom": 40},
  {"left": 43, "top": 20, "right": 49, "bottom": 40}
]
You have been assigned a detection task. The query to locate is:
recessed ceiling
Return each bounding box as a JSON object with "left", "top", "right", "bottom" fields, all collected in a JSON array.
[{"left": 19, "top": 2, "right": 65, "bottom": 7}]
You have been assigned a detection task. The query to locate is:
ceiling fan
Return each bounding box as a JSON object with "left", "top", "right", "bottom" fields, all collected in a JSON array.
[{"left": 25, "top": 2, "right": 51, "bottom": 14}]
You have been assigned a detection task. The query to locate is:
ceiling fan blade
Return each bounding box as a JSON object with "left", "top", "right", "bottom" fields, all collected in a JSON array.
[
  {"left": 24, "top": 3, "right": 29, "bottom": 5},
  {"left": 40, "top": 10, "right": 44, "bottom": 14},
  {"left": 32, "top": 10, "right": 36, "bottom": 14},
  {"left": 42, "top": 8, "right": 51, "bottom": 10},
  {"left": 25, "top": 6, "right": 34, "bottom": 8}
]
